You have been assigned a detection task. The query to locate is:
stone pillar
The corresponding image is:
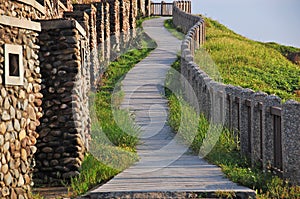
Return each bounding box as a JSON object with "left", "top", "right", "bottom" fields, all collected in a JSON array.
[
  {"left": 282, "top": 100, "right": 300, "bottom": 185},
  {"left": 35, "top": 19, "right": 90, "bottom": 184},
  {"left": 210, "top": 82, "right": 226, "bottom": 125},
  {"left": 250, "top": 92, "right": 267, "bottom": 165},
  {"left": 226, "top": 86, "right": 243, "bottom": 137},
  {"left": 145, "top": 0, "right": 151, "bottom": 16},
  {"left": 0, "top": 0, "right": 44, "bottom": 198},
  {"left": 72, "top": 4, "right": 100, "bottom": 89},
  {"left": 120, "top": 0, "right": 131, "bottom": 50},
  {"left": 64, "top": 12, "right": 89, "bottom": 36},
  {"left": 107, "top": 0, "right": 121, "bottom": 60},
  {"left": 225, "top": 85, "right": 235, "bottom": 130},
  {"left": 94, "top": 2, "right": 105, "bottom": 66},
  {"left": 196, "top": 71, "right": 208, "bottom": 116},
  {"left": 137, "top": 0, "right": 146, "bottom": 16},
  {"left": 262, "top": 95, "right": 281, "bottom": 171},
  {"left": 103, "top": 2, "right": 111, "bottom": 64},
  {"left": 129, "top": 0, "right": 137, "bottom": 30},
  {"left": 202, "top": 77, "right": 212, "bottom": 121},
  {"left": 191, "top": 65, "right": 199, "bottom": 109},
  {"left": 239, "top": 89, "right": 254, "bottom": 156},
  {"left": 60, "top": 0, "right": 73, "bottom": 11}
]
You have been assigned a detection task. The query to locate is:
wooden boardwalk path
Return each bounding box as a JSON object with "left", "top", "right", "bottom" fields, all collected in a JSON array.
[{"left": 81, "top": 18, "right": 255, "bottom": 199}]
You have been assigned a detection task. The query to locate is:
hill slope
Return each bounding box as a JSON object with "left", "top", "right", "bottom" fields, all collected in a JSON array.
[{"left": 195, "top": 18, "right": 300, "bottom": 101}]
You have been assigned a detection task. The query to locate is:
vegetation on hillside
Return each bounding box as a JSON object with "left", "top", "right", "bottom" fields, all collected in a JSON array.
[{"left": 197, "top": 17, "right": 300, "bottom": 101}]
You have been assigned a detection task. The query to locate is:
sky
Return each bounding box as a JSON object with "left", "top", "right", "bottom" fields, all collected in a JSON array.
[{"left": 153, "top": 0, "right": 300, "bottom": 48}]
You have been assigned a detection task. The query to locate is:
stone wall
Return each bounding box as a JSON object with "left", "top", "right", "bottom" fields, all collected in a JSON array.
[
  {"left": 33, "top": 0, "right": 146, "bottom": 184},
  {"left": 120, "top": 0, "right": 130, "bottom": 50},
  {"left": 71, "top": 4, "right": 101, "bottom": 90},
  {"left": 107, "top": 0, "right": 121, "bottom": 59},
  {"left": 129, "top": 0, "right": 137, "bottom": 30},
  {"left": 173, "top": 1, "right": 203, "bottom": 36},
  {"left": 0, "top": 0, "right": 44, "bottom": 198},
  {"left": 0, "top": 0, "right": 44, "bottom": 20},
  {"left": 173, "top": 1, "right": 300, "bottom": 185},
  {"left": 102, "top": 2, "right": 111, "bottom": 64},
  {"left": 1, "top": 0, "right": 148, "bottom": 192},
  {"left": 37, "top": 0, "right": 72, "bottom": 19},
  {"left": 34, "top": 19, "right": 90, "bottom": 184}
]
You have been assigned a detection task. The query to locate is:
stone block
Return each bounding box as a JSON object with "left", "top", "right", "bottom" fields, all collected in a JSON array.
[{"left": 282, "top": 100, "right": 300, "bottom": 185}]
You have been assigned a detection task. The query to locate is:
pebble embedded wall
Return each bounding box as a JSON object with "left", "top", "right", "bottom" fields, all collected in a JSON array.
[
  {"left": 72, "top": 4, "right": 101, "bottom": 90},
  {"left": 0, "top": 0, "right": 44, "bottom": 198},
  {"left": 1, "top": 0, "right": 150, "bottom": 189},
  {"left": 129, "top": 0, "right": 137, "bottom": 30},
  {"left": 174, "top": 1, "right": 300, "bottom": 185},
  {"left": 34, "top": 19, "right": 90, "bottom": 183},
  {"left": 0, "top": 0, "right": 44, "bottom": 20},
  {"left": 120, "top": 0, "right": 130, "bottom": 50},
  {"left": 282, "top": 101, "right": 300, "bottom": 185},
  {"left": 108, "top": 0, "right": 121, "bottom": 59}
]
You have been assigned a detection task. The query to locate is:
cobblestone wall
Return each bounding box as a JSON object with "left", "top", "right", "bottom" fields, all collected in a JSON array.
[
  {"left": 34, "top": 19, "right": 90, "bottom": 184},
  {"left": 174, "top": 0, "right": 300, "bottom": 185},
  {"left": 1, "top": 0, "right": 148, "bottom": 191},
  {"left": 0, "top": 0, "right": 43, "bottom": 198},
  {"left": 71, "top": 4, "right": 101, "bottom": 90}
]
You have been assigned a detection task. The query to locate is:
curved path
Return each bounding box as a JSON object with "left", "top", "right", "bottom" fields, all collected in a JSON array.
[{"left": 82, "top": 18, "right": 255, "bottom": 199}]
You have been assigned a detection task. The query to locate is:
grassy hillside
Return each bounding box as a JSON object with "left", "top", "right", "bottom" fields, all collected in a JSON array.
[{"left": 195, "top": 18, "right": 300, "bottom": 101}]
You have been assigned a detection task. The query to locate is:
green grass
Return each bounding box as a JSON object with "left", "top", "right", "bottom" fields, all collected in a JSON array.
[
  {"left": 165, "top": 57, "right": 300, "bottom": 199},
  {"left": 196, "top": 17, "right": 300, "bottom": 101},
  {"left": 68, "top": 18, "right": 156, "bottom": 197},
  {"left": 164, "top": 19, "right": 185, "bottom": 40},
  {"left": 70, "top": 154, "right": 119, "bottom": 196}
]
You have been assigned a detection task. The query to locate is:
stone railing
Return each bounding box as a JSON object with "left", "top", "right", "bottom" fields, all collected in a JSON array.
[{"left": 173, "top": 1, "right": 300, "bottom": 185}]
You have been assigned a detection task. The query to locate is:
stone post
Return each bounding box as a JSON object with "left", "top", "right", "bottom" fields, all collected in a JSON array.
[
  {"left": 81, "top": 4, "right": 99, "bottom": 88},
  {"left": 282, "top": 100, "right": 300, "bottom": 185},
  {"left": 129, "top": 0, "right": 137, "bottom": 30},
  {"left": 0, "top": 0, "right": 44, "bottom": 197},
  {"left": 94, "top": 2, "right": 105, "bottom": 64},
  {"left": 120, "top": 0, "right": 131, "bottom": 50},
  {"left": 36, "top": 19, "right": 90, "bottom": 183},
  {"left": 226, "top": 86, "right": 243, "bottom": 137},
  {"left": 107, "top": 0, "right": 121, "bottom": 60},
  {"left": 262, "top": 95, "right": 281, "bottom": 171},
  {"left": 103, "top": 2, "right": 111, "bottom": 63},
  {"left": 239, "top": 88, "right": 254, "bottom": 156},
  {"left": 202, "top": 77, "right": 212, "bottom": 121},
  {"left": 250, "top": 91, "right": 267, "bottom": 165}
]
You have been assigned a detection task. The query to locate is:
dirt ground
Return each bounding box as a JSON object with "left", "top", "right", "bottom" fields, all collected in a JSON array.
[{"left": 33, "top": 187, "right": 71, "bottom": 199}]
